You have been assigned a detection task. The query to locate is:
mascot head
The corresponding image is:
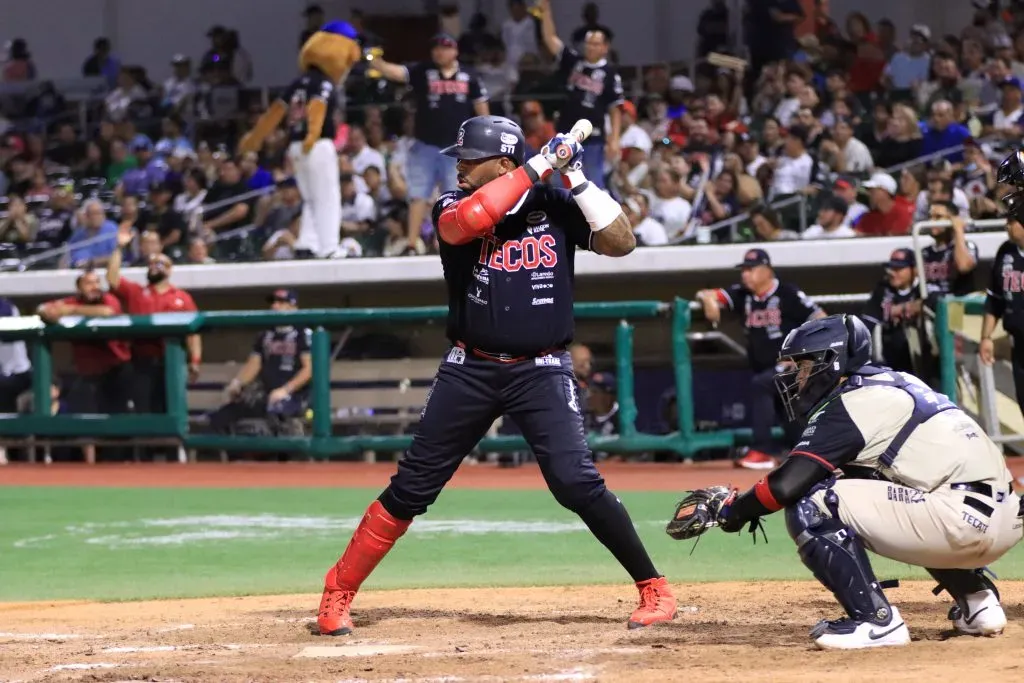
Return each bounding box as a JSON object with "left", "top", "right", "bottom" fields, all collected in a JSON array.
[{"left": 299, "top": 20, "right": 362, "bottom": 83}]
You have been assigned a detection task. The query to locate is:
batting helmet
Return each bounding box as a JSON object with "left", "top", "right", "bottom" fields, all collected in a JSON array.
[
  {"left": 440, "top": 116, "right": 526, "bottom": 166},
  {"left": 998, "top": 150, "right": 1024, "bottom": 222}
]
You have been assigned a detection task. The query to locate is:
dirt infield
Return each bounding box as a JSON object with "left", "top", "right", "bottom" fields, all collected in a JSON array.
[
  {"left": 3, "top": 462, "right": 1024, "bottom": 682},
  {"left": 2, "top": 581, "right": 1022, "bottom": 682}
]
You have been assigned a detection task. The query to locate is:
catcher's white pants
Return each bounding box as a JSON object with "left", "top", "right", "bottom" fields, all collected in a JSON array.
[
  {"left": 288, "top": 139, "right": 341, "bottom": 257},
  {"left": 810, "top": 479, "right": 1023, "bottom": 569}
]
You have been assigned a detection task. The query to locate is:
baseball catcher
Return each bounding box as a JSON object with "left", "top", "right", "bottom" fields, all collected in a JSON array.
[
  {"left": 238, "top": 21, "right": 361, "bottom": 258},
  {"left": 668, "top": 313, "right": 1023, "bottom": 649}
]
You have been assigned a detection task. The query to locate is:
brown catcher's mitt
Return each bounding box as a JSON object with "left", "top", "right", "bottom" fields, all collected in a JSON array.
[{"left": 665, "top": 486, "right": 737, "bottom": 541}]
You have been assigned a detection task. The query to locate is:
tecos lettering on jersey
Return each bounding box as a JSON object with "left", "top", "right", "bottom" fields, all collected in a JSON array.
[{"left": 477, "top": 234, "right": 559, "bottom": 272}]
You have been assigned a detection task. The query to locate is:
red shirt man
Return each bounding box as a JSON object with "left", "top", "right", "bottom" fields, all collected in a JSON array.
[
  {"left": 38, "top": 270, "right": 131, "bottom": 377},
  {"left": 854, "top": 172, "right": 915, "bottom": 237}
]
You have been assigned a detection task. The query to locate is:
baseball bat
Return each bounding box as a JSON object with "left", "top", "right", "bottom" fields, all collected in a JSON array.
[{"left": 554, "top": 119, "right": 594, "bottom": 161}]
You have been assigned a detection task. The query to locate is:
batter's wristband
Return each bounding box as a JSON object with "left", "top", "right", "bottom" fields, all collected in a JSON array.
[
  {"left": 561, "top": 169, "right": 587, "bottom": 190},
  {"left": 572, "top": 182, "right": 620, "bottom": 232}
]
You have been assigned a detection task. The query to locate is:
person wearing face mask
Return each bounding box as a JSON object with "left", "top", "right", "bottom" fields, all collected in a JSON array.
[{"left": 106, "top": 231, "right": 200, "bottom": 420}]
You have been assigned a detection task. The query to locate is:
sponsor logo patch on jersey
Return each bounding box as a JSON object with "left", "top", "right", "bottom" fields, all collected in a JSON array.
[
  {"left": 532, "top": 297, "right": 555, "bottom": 306},
  {"left": 535, "top": 355, "right": 561, "bottom": 367},
  {"left": 446, "top": 346, "right": 466, "bottom": 365}
]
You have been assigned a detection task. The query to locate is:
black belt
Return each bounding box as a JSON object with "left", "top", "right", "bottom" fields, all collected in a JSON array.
[
  {"left": 951, "top": 481, "right": 1014, "bottom": 518},
  {"left": 456, "top": 342, "right": 563, "bottom": 364}
]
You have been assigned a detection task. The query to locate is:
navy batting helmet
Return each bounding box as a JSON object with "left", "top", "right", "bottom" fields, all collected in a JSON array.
[
  {"left": 773, "top": 314, "right": 872, "bottom": 421},
  {"left": 440, "top": 116, "right": 526, "bottom": 166},
  {"left": 998, "top": 150, "right": 1024, "bottom": 222}
]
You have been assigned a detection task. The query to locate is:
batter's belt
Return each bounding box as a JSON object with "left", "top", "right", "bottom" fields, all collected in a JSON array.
[{"left": 455, "top": 341, "right": 564, "bottom": 364}]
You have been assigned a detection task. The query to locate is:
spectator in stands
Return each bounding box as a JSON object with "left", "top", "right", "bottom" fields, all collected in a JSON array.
[
  {"left": 120, "top": 138, "right": 167, "bottom": 197},
  {"left": 855, "top": 171, "right": 914, "bottom": 236},
  {"left": 917, "top": 174, "right": 970, "bottom": 220},
  {"left": 82, "top": 38, "right": 121, "bottom": 88},
  {"left": 520, "top": 100, "right": 555, "bottom": 155},
  {"left": 131, "top": 230, "right": 163, "bottom": 267},
  {"left": 502, "top": 0, "right": 539, "bottom": 71},
  {"left": 77, "top": 141, "right": 106, "bottom": 179},
  {"left": 201, "top": 159, "right": 251, "bottom": 236},
  {"left": 374, "top": 202, "right": 412, "bottom": 257},
  {"left": 459, "top": 12, "right": 497, "bottom": 64},
  {"left": 174, "top": 168, "right": 208, "bottom": 223},
  {"left": 47, "top": 123, "right": 86, "bottom": 168},
  {"left": 161, "top": 55, "right": 195, "bottom": 115},
  {"left": 980, "top": 76, "right": 1024, "bottom": 139},
  {"left": 0, "top": 194, "right": 39, "bottom": 246},
  {"left": 802, "top": 194, "right": 855, "bottom": 239},
  {"left": 156, "top": 116, "right": 193, "bottom": 158},
  {"left": 340, "top": 173, "right": 378, "bottom": 240},
  {"left": 979, "top": 56, "right": 1013, "bottom": 111},
  {"left": 142, "top": 182, "right": 186, "bottom": 256},
  {"left": 881, "top": 24, "right": 932, "bottom": 99},
  {"left": 700, "top": 170, "right": 740, "bottom": 224},
  {"left": 299, "top": 4, "right": 326, "bottom": 47},
  {"left": 258, "top": 177, "right": 302, "bottom": 235},
  {"left": 921, "top": 99, "right": 971, "bottom": 163},
  {"left": 476, "top": 41, "right": 516, "bottom": 118},
  {"left": 768, "top": 124, "right": 813, "bottom": 199},
  {"left": 744, "top": 0, "right": 802, "bottom": 95},
  {"left": 104, "top": 69, "right": 147, "bottom": 123},
  {"left": 0, "top": 296, "right": 32, "bottom": 415},
  {"left": 774, "top": 66, "right": 810, "bottom": 127},
  {"left": 35, "top": 184, "right": 75, "bottom": 247},
  {"left": 2, "top": 39, "right": 36, "bottom": 82},
  {"left": 873, "top": 102, "right": 923, "bottom": 168},
  {"left": 363, "top": 165, "right": 393, "bottom": 206},
  {"left": 368, "top": 33, "right": 489, "bottom": 252},
  {"left": 346, "top": 127, "right": 387, "bottom": 184},
  {"left": 106, "top": 140, "right": 136, "bottom": 186},
  {"left": 107, "top": 231, "right": 200, "bottom": 416},
  {"left": 238, "top": 152, "right": 273, "bottom": 191},
  {"left": 737, "top": 132, "right": 766, "bottom": 177},
  {"left": 824, "top": 117, "right": 874, "bottom": 173},
  {"left": 647, "top": 168, "right": 692, "bottom": 242},
  {"left": 186, "top": 237, "right": 215, "bottom": 264},
  {"left": 750, "top": 204, "right": 800, "bottom": 241},
  {"left": 37, "top": 269, "right": 132, "bottom": 464},
  {"left": 117, "top": 194, "right": 143, "bottom": 239},
  {"left": 65, "top": 199, "right": 118, "bottom": 268},
  {"left": 263, "top": 215, "right": 302, "bottom": 261},
  {"left": 624, "top": 193, "right": 667, "bottom": 246},
  {"left": 224, "top": 30, "right": 254, "bottom": 85},
  {"left": 209, "top": 289, "right": 312, "bottom": 437}
]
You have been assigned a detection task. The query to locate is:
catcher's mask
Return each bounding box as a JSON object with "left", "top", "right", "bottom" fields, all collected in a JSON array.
[{"left": 774, "top": 314, "right": 871, "bottom": 421}]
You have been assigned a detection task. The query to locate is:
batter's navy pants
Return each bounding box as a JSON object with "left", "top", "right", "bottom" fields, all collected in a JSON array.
[{"left": 383, "top": 348, "right": 606, "bottom": 519}]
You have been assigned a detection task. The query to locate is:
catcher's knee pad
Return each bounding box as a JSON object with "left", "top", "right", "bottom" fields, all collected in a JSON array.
[{"left": 786, "top": 495, "right": 891, "bottom": 623}]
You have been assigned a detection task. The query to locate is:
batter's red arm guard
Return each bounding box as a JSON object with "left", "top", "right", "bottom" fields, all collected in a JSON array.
[{"left": 438, "top": 162, "right": 550, "bottom": 245}]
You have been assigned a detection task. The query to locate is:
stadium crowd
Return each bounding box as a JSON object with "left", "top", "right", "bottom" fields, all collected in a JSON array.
[{"left": 1, "top": 0, "right": 1023, "bottom": 269}]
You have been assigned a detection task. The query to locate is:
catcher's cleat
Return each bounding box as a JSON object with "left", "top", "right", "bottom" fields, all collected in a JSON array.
[
  {"left": 628, "top": 576, "right": 678, "bottom": 629},
  {"left": 950, "top": 589, "right": 1006, "bottom": 637},
  {"left": 735, "top": 449, "right": 776, "bottom": 470},
  {"left": 317, "top": 581, "right": 356, "bottom": 636},
  {"left": 811, "top": 606, "right": 910, "bottom": 650}
]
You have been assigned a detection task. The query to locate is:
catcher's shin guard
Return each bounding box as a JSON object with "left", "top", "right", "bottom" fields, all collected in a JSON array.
[
  {"left": 927, "top": 568, "right": 1007, "bottom": 636},
  {"left": 785, "top": 493, "right": 892, "bottom": 623},
  {"left": 318, "top": 500, "right": 411, "bottom": 635}
]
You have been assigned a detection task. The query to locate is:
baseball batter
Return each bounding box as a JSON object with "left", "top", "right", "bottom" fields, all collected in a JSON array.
[
  {"left": 667, "top": 314, "right": 1023, "bottom": 650},
  {"left": 316, "top": 115, "right": 677, "bottom": 636}
]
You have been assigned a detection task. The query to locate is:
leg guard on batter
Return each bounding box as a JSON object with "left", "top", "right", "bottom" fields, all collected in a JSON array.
[
  {"left": 785, "top": 491, "right": 892, "bottom": 623},
  {"left": 326, "top": 499, "right": 412, "bottom": 593}
]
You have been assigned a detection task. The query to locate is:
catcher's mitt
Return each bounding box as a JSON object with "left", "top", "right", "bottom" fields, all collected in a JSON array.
[{"left": 665, "top": 486, "right": 736, "bottom": 541}]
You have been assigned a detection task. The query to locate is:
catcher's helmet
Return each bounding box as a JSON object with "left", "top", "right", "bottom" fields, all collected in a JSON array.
[
  {"left": 997, "top": 150, "right": 1024, "bottom": 222},
  {"left": 440, "top": 115, "right": 526, "bottom": 166},
  {"left": 774, "top": 314, "right": 872, "bottom": 421}
]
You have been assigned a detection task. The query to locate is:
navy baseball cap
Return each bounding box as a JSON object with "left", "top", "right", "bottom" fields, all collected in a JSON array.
[
  {"left": 432, "top": 33, "right": 458, "bottom": 48},
  {"left": 735, "top": 248, "right": 772, "bottom": 269},
  {"left": 1000, "top": 76, "right": 1023, "bottom": 90},
  {"left": 886, "top": 248, "right": 915, "bottom": 269},
  {"left": 590, "top": 372, "right": 616, "bottom": 394},
  {"left": 268, "top": 288, "right": 298, "bottom": 304}
]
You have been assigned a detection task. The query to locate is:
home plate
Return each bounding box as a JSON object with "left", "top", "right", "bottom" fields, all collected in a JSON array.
[{"left": 295, "top": 644, "right": 422, "bottom": 658}]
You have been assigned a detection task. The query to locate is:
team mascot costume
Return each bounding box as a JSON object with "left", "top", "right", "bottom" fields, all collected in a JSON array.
[{"left": 238, "top": 21, "right": 361, "bottom": 257}]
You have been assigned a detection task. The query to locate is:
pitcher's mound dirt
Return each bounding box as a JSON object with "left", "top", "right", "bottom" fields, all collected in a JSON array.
[{"left": 2, "top": 581, "right": 1022, "bottom": 682}]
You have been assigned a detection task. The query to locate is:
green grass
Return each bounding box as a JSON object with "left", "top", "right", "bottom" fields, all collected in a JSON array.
[{"left": 1, "top": 487, "right": 1022, "bottom": 602}]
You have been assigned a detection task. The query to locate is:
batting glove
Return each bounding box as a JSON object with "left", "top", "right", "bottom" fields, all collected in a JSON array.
[{"left": 540, "top": 133, "right": 584, "bottom": 171}]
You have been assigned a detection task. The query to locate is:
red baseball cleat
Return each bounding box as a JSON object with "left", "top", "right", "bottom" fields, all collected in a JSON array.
[
  {"left": 735, "top": 449, "right": 777, "bottom": 470},
  {"left": 318, "top": 582, "right": 356, "bottom": 636},
  {"left": 628, "top": 576, "right": 678, "bottom": 629}
]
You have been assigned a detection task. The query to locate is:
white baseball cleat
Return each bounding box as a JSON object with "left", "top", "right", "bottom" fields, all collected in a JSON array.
[
  {"left": 811, "top": 606, "right": 910, "bottom": 650},
  {"left": 951, "top": 589, "right": 1006, "bottom": 636}
]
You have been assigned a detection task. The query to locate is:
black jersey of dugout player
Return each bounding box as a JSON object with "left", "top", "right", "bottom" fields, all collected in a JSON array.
[
  {"left": 283, "top": 67, "right": 338, "bottom": 143},
  {"left": 921, "top": 240, "right": 979, "bottom": 298},
  {"left": 985, "top": 240, "right": 1024, "bottom": 337},
  {"left": 253, "top": 326, "right": 312, "bottom": 394},
  {"left": 715, "top": 280, "right": 822, "bottom": 372},
  {"left": 555, "top": 48, "right": 624, "bottom": 141},
  {"left": 406, "top": 62, "right": 487, "bottom": 148},
  {"left": 432, "top": 185, "right": 594, "bottom": 357},
  {"left": 862, "top": 280, "right": 922, "bottom": 373}
]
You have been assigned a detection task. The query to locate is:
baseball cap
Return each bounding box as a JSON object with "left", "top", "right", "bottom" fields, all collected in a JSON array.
[
  {"left": 669, "top": 75, "right": 694, "bottom": 92},
  {"left": 833, "top": 178, "right": 854, "bottom": 191},
  {"left": 432, "top": 33, "right": 458, "bottom": 48},
  {"left": 1000, "top": 76, "right": 1023, "bottom": 89},
  {"left": 822, "top": 194, "right": 849, "bottom": 214},
  {"left": 735, "top": 248, "right": 772, "bottom": 269},
  {"left": 278, "top": 176, "right": 298, "bottom": 189},
  {"left": 620, "top": 101, "right": 637, "bottom": 119},
  {"left": 590, "top": 372, "right": 617, "bottom": 394},
  {"left": 886, "top": 248, "right": 915, "bottom": 269},
  {"left": 171, "top": 54, "right": 189, "bottom": 65},
  {"left": 910, "top": 24, "right": 931, "bottom": 41},
  {"left": 863, "top": 172, "right": 898, "bottom": 196},
  {"left": 268, "top": 288, "right": 298, "bottom": 304},
  {"left": 130, "top": 135, "right": 154, "bottom": 153}
]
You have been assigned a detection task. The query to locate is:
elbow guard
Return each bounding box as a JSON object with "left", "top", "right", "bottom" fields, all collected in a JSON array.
[{"left": 438, "top": 161, "right": 548, "bottom": 245}]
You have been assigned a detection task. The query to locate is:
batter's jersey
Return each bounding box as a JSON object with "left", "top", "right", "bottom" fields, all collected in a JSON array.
[
  {"left": 921, "top": 240, "right": 979, "bottom": 298},
  {"left": 406, "top": 61, "right": 488, "bottom": 148},
  {"left": 862, "top": 280, "right": 923, "bottom": 372},
  {"left": 252, "top": 326, "right": 313, "bottom": 395},
  {"left": 555, "top": 47, "right": 624, "bottom": 140},
  {"left": 432, "top": 184, "right": 593, "bottom": 356},
  {"left": 791, "top": 369, "right": 1011, "bottom": 492},
  {"left": 714, "top": 279, "right": 822, "bottom": 372},
  {"left": 283, "top": 67, "right": 338, "bottom": 143},
  {"left": 985, "top": 239, "right": 1024, "bottom": 337}
]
